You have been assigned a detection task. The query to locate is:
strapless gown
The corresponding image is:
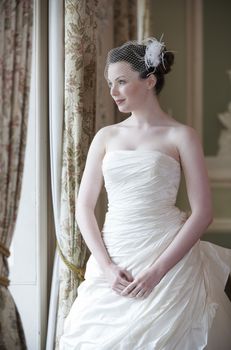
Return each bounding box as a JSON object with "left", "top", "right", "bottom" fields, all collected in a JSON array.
[{"left": 60, "top": 150, "right": 231, "bottom": 350}]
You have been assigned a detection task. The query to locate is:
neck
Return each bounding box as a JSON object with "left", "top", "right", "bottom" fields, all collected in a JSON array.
[{"left": 130, "top": 94, "right": 168, "bottom": 127}]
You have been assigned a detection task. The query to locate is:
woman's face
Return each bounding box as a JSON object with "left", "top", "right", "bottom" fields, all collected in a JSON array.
[{"left": 107, "top": 62, "right": 152, "bottom": 113}]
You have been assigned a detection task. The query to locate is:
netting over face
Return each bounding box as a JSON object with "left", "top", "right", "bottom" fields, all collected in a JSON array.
[{"left": 104, "top": 37, "right": 174, "bottom": 95}]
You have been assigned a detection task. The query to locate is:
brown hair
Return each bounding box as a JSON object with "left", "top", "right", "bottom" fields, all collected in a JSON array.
[{"left": 106, "top": 43, "right": 174, "bottom": 95}]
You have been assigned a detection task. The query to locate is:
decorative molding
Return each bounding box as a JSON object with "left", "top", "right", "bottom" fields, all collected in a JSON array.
[
  {"left": 207, "top": 218, "right": 231, "bottom": 234},
  {"left": 206, "top": 156, "right": 231, "bottom": 188},
  {"left": 210, "top": 181, "right": 231, "bottom": 189},
  {"left": 217, "top": 70, "right": 231, "bottom": 157},
  {"left": 186, "top": 0, "right": 203, "bottom": 137}
]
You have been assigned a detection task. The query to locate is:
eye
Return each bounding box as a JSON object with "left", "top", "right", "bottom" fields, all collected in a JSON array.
[
  {"left": 107, "top": 82, "right": 112, "bottom": 88},
  {"left": 118, "top": 79, "right": 126, "bottom": 85}
]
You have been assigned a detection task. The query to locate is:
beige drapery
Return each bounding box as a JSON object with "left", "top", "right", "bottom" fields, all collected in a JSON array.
[
  {"left": 95, "top": 0, "right": 137, "bottom": 127},
  {"left": 53, "top": 1, "right": 98, "bottom": 348},
  {"left": 46, "top": 1, "right": 138, "bottom": 348},
  {"left": 137, "top": 0, "right": 151, "bottom": 41},
  {"left": 113, "top": 0, "right": 137, "bottom": 123},
  {"left": 114, "top": 0, "right": 137, "bottom": 46},
  {"left": 0, "top": 0, "right": 33, "bottom": 349}
]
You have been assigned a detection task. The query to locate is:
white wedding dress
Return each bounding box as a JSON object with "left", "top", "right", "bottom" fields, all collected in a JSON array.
[{"left": 60, "top": 150, "right": 231, "bottom": 350}]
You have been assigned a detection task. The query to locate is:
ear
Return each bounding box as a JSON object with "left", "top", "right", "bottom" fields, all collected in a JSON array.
[{"left": 146, "top": 74, "right": 156, "bottom": 90}]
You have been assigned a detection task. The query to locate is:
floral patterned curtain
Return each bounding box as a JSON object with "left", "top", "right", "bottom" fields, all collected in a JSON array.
[
  {"left": 0, "top": 0, "right": 33, "bottom": 349},
  {"left": 54, "top": 1, "right": 97, "bottom": 347}
]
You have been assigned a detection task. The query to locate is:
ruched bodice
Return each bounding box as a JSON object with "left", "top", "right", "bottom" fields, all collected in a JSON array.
[
  {"left": 60, "top": 150, "right": 231, "bottom": 350},
  {"left": 102, "top": 150, "right": 181, "bottom": 212},
  {"left": 101, "top": 150, "right": 187, "bottom": 273}
]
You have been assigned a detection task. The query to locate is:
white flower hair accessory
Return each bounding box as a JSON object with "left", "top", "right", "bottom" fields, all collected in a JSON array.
[{"left": 144, "top": 35, "right": 166, "bottom": 71}]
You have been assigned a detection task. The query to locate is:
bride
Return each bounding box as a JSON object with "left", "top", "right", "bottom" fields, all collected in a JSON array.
[{"left": 60, "top": 37, "right": 231, "bottom": 349}]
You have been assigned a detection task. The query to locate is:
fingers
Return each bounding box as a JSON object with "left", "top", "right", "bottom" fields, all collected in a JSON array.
[
  {"left": 113, "top": 279, "right": 150, "bottom": 298},
  {"left": 120, "top": 282, "right": 137, "bottom": 296},
  {"left": 142, "top": 290, "right": 150, "bottom": 298},
  {"left": 122, "top": 285, "right": 147, "bottom": 298},
  {"left": 127, "top": 287, "right": 150, "bottom": 298},
  {"left": 112, "top": 282, "right": 127, "bottom": 294},
  {"left": 120, "top": 281, "right": 151, "bottom": 299},
  {"left": 118, "top": 276, "right": 130, "bottom": 287},
  {"left": 135, "top": 289, "right": 146, "bottom": 298},
  {"left": 111, "top": 276, "right": 130, "bottom": 295},
  {"left": 120, "top": 270, "right": 134, "bottom": 282}
]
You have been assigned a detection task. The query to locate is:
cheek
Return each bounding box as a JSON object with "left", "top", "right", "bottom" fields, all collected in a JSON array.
[
  {"left": 124, "top": 85, "right": 142, "bottom": 97},
  {"left": 124, "top": 83, "right": 147, "bottom": 101}
]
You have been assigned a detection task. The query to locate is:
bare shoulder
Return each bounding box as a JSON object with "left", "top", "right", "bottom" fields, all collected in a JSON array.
[
  {"left": 164, "top": 122, "right": 204, "bottom": 168},
  {"left": 95, "top": 123, "right": 121, "bottom": 138},
  {"left": 169, "top": 124, "right": 206, "bottom": 177},
  {"left": 89, "top": 124, "right": 120, "bottom": 155},
  {"left": 169, "top": 123, "right": 201, "bottom": 149}
]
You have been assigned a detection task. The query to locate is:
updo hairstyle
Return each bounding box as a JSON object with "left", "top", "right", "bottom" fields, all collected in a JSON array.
[{"left": 105, "top": 41, "right": 174, "bottom": 95}]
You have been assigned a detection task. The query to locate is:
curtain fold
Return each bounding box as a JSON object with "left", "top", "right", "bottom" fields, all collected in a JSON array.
[
  {"left": 137, "top": 0, "right": 151, "bottom": 41},
  {"left": 0, "top": 0, "right": 33, "bottom": 349},
  {"left": 113, "top": 0, "right": 137, "bottom": 123},
  {"left": 94, "top": 0, "right": 114, "bottom": 228},
  {"left": 57, "top": 2, "right": 97, "bottom": 344},
  {"left": 47, "top": 1, "right": 97, "bottom": 348},
  {"left": 114, "top": 0, "right": 137, "bottom": 46},
  {"left": 55, "top": 1, "right": 97, "bottom": 346}
]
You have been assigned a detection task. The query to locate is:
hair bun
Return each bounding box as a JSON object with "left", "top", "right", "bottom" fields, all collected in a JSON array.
[
  {"left": 159, "top": 51, "right": 174, "bottom": 75},
  {"left": 105, "top": 36, "right": 174, "bottom": 95}
]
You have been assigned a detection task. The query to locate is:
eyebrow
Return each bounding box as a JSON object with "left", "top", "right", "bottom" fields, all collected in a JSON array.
[{"left": 107, "top": 75, "right": 126, "bottom": 83}]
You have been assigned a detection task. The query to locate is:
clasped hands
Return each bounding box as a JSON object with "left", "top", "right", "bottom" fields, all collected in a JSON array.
[{"left": 104, "top": 262, "right": 163, "bottom": 299}]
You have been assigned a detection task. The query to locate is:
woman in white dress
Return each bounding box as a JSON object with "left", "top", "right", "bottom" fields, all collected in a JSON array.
[{"left": 60, "top": 37, "right": 231, "bottom": 349}]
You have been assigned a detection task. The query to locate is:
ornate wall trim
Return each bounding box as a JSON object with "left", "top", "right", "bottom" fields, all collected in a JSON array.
[
  {"left": 206, "top": 156, "right": 231, "bottom": 234},
  {"left": 206, "top": 156, "right": 231, "bottom": 188},
  {"left": 186, "top": 0, "right": 203, "bottom": 137},
  {"left": 207, "top": 218, "right": 231, "bottom": 234}
]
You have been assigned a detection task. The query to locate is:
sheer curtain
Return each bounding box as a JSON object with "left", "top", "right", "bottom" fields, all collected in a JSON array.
[{"left": 46, "top": 1, "right": 64, "bottom": 349}]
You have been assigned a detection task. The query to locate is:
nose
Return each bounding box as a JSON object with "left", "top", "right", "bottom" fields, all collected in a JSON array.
[{"left": 110, "top": 84, "right": 119, "bottom": 97}]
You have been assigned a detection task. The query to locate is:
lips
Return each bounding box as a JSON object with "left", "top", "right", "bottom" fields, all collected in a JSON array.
[{"left": 115, "top": 99, "right": 125, "bottom": 105}]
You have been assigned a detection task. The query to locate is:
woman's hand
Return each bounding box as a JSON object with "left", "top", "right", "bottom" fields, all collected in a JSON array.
[
  {"left": 103, "top": 262, "right": 134, "bottom": 295},
  {"left": 120, "top": 265, "right": 164, "bottom": 299}
]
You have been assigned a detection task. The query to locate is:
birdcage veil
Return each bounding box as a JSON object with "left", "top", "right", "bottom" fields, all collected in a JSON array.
[
  {"left": 104, "top": 35, "right": 174, "bottom": 94},
  {"left": 105, "top": 35, "right": 173, "bottom": 77}
]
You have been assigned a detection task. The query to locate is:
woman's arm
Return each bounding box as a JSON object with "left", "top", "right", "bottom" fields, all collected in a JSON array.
[
  {"left": 76, "top": 128, "right": 111, "bottom": 269},
  {"left": 77, "top": 127, "right": 133, "bottom": 291},
  {"left": 152, "top": 126, "right": 213, "bottom": 276},
  {"left": 121, "top": 126, "right": 213, "bottom": 298}
]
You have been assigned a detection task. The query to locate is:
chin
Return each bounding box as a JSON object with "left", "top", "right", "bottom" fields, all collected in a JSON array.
[{"left": 117, "top": 105, "right": 131, "bottom": 113}]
